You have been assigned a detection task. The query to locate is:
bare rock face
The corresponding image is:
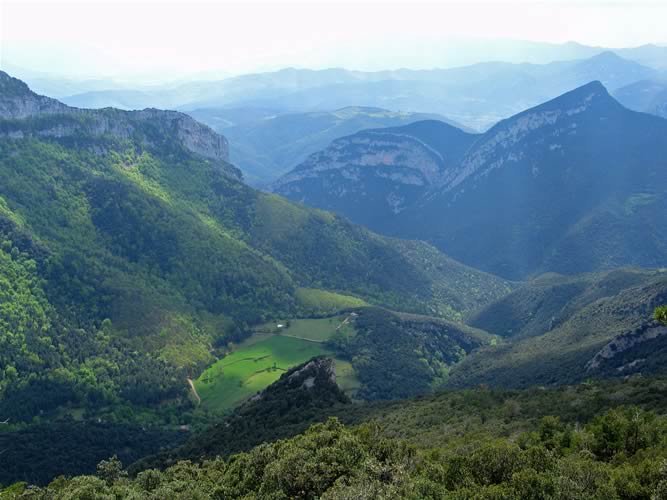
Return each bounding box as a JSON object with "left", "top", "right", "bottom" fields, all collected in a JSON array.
[
  {"left": 0, "top": 72, "right": 69, "bottom": 118},
  {"left": 271, "top": 120, "right": 477, "bottom": 227},
  {"left": 274, "top": 134, "right": 444, "bottom": 189},
  {"left": 287, "top": 357, "right": 337, "bottom": 387},
  {"left": 443, "top": 81, "right": 612, "bottom": 193},
  {"left": 586, "top": 323, "right": 667, "bottom": 372},
  {"left": 248, "top": 357, "right": 338, "bottom": 404},
  {"left": 0, "top": 70, "right": 231, "bottom": 168},
  {"left": 132, "top": 109, "right": 230, "bottom": 163}
]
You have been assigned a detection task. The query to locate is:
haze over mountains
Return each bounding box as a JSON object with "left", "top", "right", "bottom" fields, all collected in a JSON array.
[
  {"left": 189, "top": 107, "right": 458, "bottom": 185},
  {"left": 13, "top": 49, "right": 660, "bottom": 190},
  {"left": 615, "top": 79, "right": 667, "bottom": 118},
  {"left": 3, "top": 29, "right": 667, "bottom": 496},
  {"left": 275, "top": 81, "right": 667, "bottom": 280},
  {"left": 10, "top": 49, "right": 662, "bottom": 131}
]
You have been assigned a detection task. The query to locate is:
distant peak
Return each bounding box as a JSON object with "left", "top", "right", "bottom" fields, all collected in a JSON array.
[
  {"left": 534, "top": 80, "right": 614, "bottom": 111},
  {"left": 590, "top": 50, "right": 624, "bottom": 61},
  {"left": 574, "top": 80, "right": 608, "bottom": 93}
]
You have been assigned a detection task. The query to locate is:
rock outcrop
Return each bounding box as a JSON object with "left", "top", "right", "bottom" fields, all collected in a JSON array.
[{"left": 0, "top": 71, "right": 231, "bottom": 171}]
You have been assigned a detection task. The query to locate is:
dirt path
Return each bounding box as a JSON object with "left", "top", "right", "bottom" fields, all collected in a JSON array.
[
  {"left": 336, "top": 313, "right": 355, "bottom": 331},
  {"left": 187, "top": 378, "right": 201, "bottom": 405}
]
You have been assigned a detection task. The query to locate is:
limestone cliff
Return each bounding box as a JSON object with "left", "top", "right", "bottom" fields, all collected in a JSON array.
[{"left": 0, "top": 70, "right": 232, "bottom": 173}]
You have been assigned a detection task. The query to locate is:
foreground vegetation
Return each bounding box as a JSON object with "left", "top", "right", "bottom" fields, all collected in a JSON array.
[{"left": 5, "top": 404, "right": 667, "bottom": 499}]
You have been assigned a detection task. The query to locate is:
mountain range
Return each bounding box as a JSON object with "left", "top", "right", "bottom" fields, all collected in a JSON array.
[
  {"left": 45, "top": 52, "right": 662, "bottom": 135},
  {"left": 275, "top": 80, "right": 667, "bottom": 280},
  {"left": 2, "top": 55, "right": 667, "bottom": 494},
  {"left": 9, "top": 51, "right": 659, "bottom": 188},
  {"left": 188, "top": 106, "right": 455, "bottom": 185},
  {"left": 0, "top": 70, "right": 510, "bottom": 423},
  {"left": 272, "top": 119, "right": 476, "bottom": 226},
  {"left": 219, "top": 52, "right": 660, "bottom": 131}
]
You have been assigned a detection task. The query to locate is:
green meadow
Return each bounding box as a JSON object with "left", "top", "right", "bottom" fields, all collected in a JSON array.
[
  {"left": 195, "top": 316, "right": 359, "bottom": 412},
  {"left": 255, "top": 316, "right": 356, "bottom": 341}
]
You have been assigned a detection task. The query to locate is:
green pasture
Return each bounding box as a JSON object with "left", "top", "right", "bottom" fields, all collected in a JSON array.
[
  {"left": 254, "top": 316, "right": 356, "bottom": 342},
  {"left": 195, "top": 316, "right": 359, "bottom": 412}
]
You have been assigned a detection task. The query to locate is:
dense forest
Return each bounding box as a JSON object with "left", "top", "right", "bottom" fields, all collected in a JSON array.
[
  {"left": 4, "top": 378, "right": 667, "bottom": 498},
  {"left": 0, "top": 70, "right": 510, "bottom": 428},
  {"left": 326, "top": 307, "right": 489, "bottom": 400},
  {"left": 2, "top": 65, "right": 667, "bottom": 498}
]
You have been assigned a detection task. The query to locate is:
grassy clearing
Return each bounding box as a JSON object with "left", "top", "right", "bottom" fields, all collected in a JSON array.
[
  {"left": 333, "top": 360, "right": 361, "bottom": 394},
  {"left": 295, "top": 288, "right": 367, "bottom": 315},
  {"left": 255, "top": 316, "right": 356, "bottom": 342},
  {"left": 196, "top": 316, "right": 359, "bottom": 412}
]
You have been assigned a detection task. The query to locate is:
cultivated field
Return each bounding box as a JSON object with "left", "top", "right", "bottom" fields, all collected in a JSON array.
[{"left": 195, "top": 316, "right": 358, "bottom": 411}]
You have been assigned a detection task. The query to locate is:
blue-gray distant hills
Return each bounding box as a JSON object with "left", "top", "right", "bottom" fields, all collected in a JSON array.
[
  {"left": 274, "top": 81, "right": 667, "bottom": 280},
  {"left": 53, "top": 51, "right": 660, "bottom": 133},
  {"left": 40, "top": 51, "right": 666, "bottom": 185},
  {"left": 188, "top": 106, "right": 456, "bottom": 185},
  {"left": 614, "top": 79, "right": 667, "bottom": 119},
  {"left": 272, "top": 119, "right": 475, "bottom": 226}
]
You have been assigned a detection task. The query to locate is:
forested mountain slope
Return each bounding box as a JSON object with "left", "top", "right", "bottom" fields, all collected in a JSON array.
[
  {"left": 8, "top": 374, "right": 667, "bottom": 498},
  {"left": 189, "top": 106, "right": 455, "bottom": 184},
  {"left": 133, "top": 358, "right": 667, "bottom": 474},
  {"left": 448, "top": 269, "right": 667, "bottom": 388},
  {"left": 399, "top": 81, "right": 667, "bottom": 279},
  {"left": 273, "top": 120, "right": 478, "bottom": 227},
  {"left": 277, "top": 81, "right": 667, "bottom": 280},
  {"left": 0, "top": 70, "right": 510, "bottom": 422}
]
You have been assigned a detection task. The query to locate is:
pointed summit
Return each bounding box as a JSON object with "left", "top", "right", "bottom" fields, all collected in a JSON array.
[
  {"left": 441, "top": 81, "right": 629, "bottom": 192},
  {"left": 514, "top": 80, "right": 617, "bottom": 116}
]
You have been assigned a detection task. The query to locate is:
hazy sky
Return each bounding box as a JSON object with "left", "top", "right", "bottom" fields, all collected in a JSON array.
[{"left": 1, "top": 0, "right": 666, "bottom": 81}]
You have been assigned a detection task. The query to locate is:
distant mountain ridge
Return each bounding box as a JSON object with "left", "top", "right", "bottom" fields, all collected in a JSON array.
[
  {"left": 276, "top": 81, "right": 667, "bottom": 280},
  {"left": 189, "top": 106, "right": 455, "bottom": 185},
  {"left": 0, "top": 70, "right": 232, "bottom": 167},
  {"left": 614, "top": 79, "right": 667, "bottom": 119},
  {"left": 272, "top": 120, "right": 478, "bottom": 227},
  {"left": 43, "top": 51, "right": 662, "bottom": 134}
]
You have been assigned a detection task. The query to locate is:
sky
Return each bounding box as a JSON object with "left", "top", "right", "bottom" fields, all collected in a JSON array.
[{"left": 1, "top": 0, "right": 666, "bottom": 82}]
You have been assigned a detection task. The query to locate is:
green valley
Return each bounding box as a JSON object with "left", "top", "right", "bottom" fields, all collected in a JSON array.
[
  {"left": 3, "top": 35, "right": 667, "bottom": 498},
  {"left": 195, "top": 316, "right": 359, "bottom": 411},
  {"left": 0, "top": 70, "right": 510, "bottom": 426}
]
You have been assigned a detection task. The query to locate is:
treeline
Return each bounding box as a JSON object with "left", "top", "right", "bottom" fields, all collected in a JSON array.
[
  {"left": 5, "top": 405, "right": 667, "bottom": 499},
  {"left": 0, "top": 421, "right": 183, "bottom": 487}
]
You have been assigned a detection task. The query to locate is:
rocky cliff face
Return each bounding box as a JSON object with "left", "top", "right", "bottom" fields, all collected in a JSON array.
[
  {"left": 586, "top": 323, "right": 667, "bottom": 372},
  {"left": 249, "top": 357, "right": 338, "bottom": 403},
  {"left": 274, "top": 81, "right": 667, "bottom": 279},
  {"left": 272, "top": 120, "right": 477, "bottom": 226},
  {"left": 276, "top": 133, "right": 445, "bottom": 188},
  {"left": 441, "top": 81, "right": 619, "bottom": 193},
  {"left": 0, "top": 70, "right": 231, "bottom": 169}
]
